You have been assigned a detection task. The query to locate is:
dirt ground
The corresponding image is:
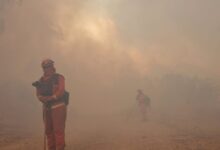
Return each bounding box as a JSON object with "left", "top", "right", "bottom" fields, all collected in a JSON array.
[{"left": 1, "top": 117, "right": 220, "bottom": 150}]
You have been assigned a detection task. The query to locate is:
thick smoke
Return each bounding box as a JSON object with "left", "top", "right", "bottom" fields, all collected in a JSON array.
[{"left": 0, "top": 0, "right": 220, "bottom": 131}]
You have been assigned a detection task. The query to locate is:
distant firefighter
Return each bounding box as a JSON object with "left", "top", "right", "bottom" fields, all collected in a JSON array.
[
  {"left": 136, "top": 89, "right": 151, "bottom": 121},
  {"left": 32, "top": 59, "right": 69, "bottom": 150}
]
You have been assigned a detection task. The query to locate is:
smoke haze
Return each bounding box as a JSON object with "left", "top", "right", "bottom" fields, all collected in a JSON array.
[{"left": 0, "top": 0, "right": 220, "bottom": 139}]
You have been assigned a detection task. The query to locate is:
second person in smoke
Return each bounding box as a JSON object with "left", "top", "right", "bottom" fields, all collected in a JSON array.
[{"left": 136, "top": 89, "right": 151, "bottom": 121}]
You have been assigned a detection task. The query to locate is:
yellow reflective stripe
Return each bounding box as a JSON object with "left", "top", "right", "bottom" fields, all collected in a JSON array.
[{"left": 51, "top": 103, "right": 65, "bottom": 109}]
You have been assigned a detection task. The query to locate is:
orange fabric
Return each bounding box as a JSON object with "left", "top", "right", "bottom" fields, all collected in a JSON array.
[
  {"left": 44, "top": 106, "right": 67, "bottom": 150},
  {"left": 36, "top": 73, "right": 65, "bottom": 102},
  {"left": 53, "top": 75, "right": 65, "bottom": 99},
  {"left": 37, "top": 71, "right": 67, "bottom": 150}
]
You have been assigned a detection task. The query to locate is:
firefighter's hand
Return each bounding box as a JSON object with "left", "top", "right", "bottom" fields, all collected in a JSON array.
[{"left": 37, "top": 96, "right": 46, "bottom": 103}]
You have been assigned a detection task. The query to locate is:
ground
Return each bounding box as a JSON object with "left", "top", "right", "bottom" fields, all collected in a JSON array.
[{"left": 1, "top": 117, "right": 220, "bottom": 150}]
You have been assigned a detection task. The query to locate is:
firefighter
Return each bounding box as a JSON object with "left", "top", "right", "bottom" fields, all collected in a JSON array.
[
  {"left": 136, "top": 89, "right": 151, "bottom": 121},
  {"left": 34, "top": 59, "right": 68, "bottom": 150}
]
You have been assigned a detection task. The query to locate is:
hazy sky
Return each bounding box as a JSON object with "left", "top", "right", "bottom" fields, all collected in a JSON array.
[
  {"left": 0, "top": 0, "right": 220, "bottom": 125},
  {"left": 1, "top": 0, "right": 220, "bottom": 80}
]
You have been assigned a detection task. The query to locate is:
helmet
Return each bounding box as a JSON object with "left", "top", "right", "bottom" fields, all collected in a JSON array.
[{"left": 41, "top": 59, "right": 54, "bottom": 68}]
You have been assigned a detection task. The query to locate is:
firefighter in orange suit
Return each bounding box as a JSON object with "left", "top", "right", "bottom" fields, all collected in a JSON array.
[{"left": 33, "top": 59, "right": 67, "bottom": 150}]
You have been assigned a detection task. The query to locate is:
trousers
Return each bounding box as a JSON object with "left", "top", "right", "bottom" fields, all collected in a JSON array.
[{"left": 43, "top": 104, "right": 67, "bottom": 150}]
